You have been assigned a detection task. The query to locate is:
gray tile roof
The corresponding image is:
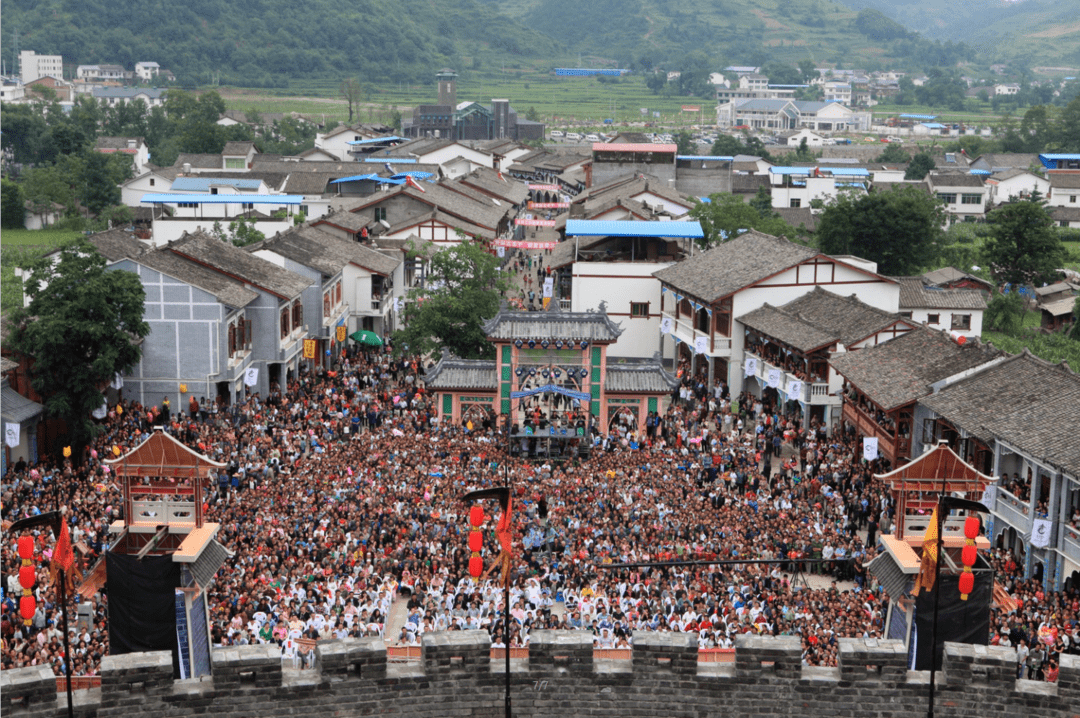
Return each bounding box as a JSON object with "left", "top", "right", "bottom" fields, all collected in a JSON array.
[
  {"left": 929, "top": 173, "right": 985, "bottom": 188},
  {"left": 866, "top": 552, "right": 913, "bottom": 603},
  {"left": 1050, "top": 174, "right": 1080, "bottom": 189},
  {"left": 605, "top": 358, "right": 680, "bottom": 393},
  {"left": 895, "top": 277, "right": 987, "bottom": 310},
  {"left": 315, "top": 210, "right": 369, "bottom": 233},
  {"left": 830, "top": 325, "right": 1001, "bottom": 411},
  {"left": 173, "top": 153, "right": 223, "bottom": 169},
  {"left": 738, "top": 303, "right": 838, "bottom": 353},
  {"left": 922, "top": 267, "right": 993, "bottom": 291},
  {"left": 256, "top": 224, "right": 400, "bottom": 277},
  {"left": 1040, "top": 297, "right": 1076, "bottom": 317},
  {"left": 920, "top": 351, "right": 1080, "bottom": 477},
  {"left": 457, "top": 168, "right": 529, "bottom": 206},
  {"left": 776, "top": 287, "right": 906, "bottom": 347},
  {"left": 190, "top": 539, "right": 231, "bottom": 591},
  {"left": 87, "top": 229, "right": 148, "bottom": 263},
  {"left": 773, "top": 207, "right": 818, "bottom": 231},
  {"left": 1051, "top": 206, "right": 1080, "bottom": 221},
  {"left": 95, "top": 136, "right": 144, "bottom": 149},
  {"left": 653, "top": 230, "right": 818, "bottom": 303},
  {"left": 482, "top": 302, "right": 624, "bottom": 343},
  {"left": 423, "top": 353, "right": 497, "bottom": 390},
  {"left": 1, "top": 381, "right": 45, "bottom": 424},
  {"left": 221, "top": 141, "right": 257, "bottom": 156},
  {"left": 138, "top": 247, "right": 259, "bottom": 309},
  {"left": 169, "top": 231, "right": 311, "bottom": 300}
]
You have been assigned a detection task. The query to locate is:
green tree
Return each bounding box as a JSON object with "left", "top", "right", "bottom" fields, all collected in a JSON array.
[
  {"left": 690, "top": 194, "right": 797, "bottom": 249},
  {"left": 983, "top": 291, "right": 1026, "bottom": 335},
  {"left": 340, "top": 77, "right": 363, "bottom": 124},
  {"left": 982, "top": 199, "right": 1067, "bottom": 286},
  {"left": 792, "top": 137, "right": 816, "bottom": 162},
  {"left": 876, "top": 143, "right": 910, "bottom": 164},
  {"left": 797, "top": 59, "right": 818, "bottom": 83},
  {"left": 21, "top": 165, "right": 74, "bottom": 219},
  {"left": 905, "top": 152, "right": 936, "bottom": 180},
  {"left": 1, "top": 179, "right": 26, "bottom": 229},
  {"left": 393, "top": 239, "right": 509, "bottom": 359},
  {"left": 9, "top": 239, "right": 149, "bottom": 454},
  {"left": 646, "top": 71, "right": 667, "bottom": 95},
  {"left": 675, "top": 131, "right": 695, "bottom": 156},
  {"left": 815, "top": 186, "right": 945, "bottom": 275},
  {"left": 1069, "top": 297, "right": 1080, "bottom": 341}
]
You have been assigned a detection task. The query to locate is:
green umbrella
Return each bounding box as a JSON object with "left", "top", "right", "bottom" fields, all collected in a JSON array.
[{"left": 349, "top": 330, "right": 384, "bottom": 346}]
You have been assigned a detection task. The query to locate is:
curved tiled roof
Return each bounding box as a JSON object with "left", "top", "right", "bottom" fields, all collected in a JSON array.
[
  {"left": 482, "top": 303, "right": 623, "bottom": 343},
  {"left": 605, "top": 358, "right": 679, "bottom": 393},
  {"left": 423, "top": 353, "right": 497, "bottom": 390}
]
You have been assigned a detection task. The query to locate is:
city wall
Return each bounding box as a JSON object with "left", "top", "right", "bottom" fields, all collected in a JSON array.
[{"left": 2, "top": 632, "right": 1076, "bottom": 718}]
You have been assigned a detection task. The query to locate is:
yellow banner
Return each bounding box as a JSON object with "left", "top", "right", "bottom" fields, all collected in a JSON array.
[
  {"left": 303, "top": 339, "right": 317, "bottom": 359},
  {"left": 336, "top": 326, "right": 346, "bottom": 342}
]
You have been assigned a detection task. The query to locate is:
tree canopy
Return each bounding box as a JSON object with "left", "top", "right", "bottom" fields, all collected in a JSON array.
[
  {"left": 690, "top": 193, "right": 801, "bottom": 249},
  {"left": 9, "top": 239, "right": 149, "bottom": 453},
  {"left": 982, "top": 199, "right": 1067, "bottom": 286},
  {"left": 905, "top": 152, "right": 936, "bottom": 180},
  {"left": 815, "top": 186, "right": 945, "bottom": 276},
  {"left": 392, "top": 240, "right": 510, "bottom": 360}
]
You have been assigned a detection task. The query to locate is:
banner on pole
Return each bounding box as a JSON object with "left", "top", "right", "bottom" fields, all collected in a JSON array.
[
  {"left": 660, "top": 316, "right": 674, "bottom": 334},
  {"left": 767, "top": 368, "right": 781, "bottom": 388},
  {"left": 543, "top": 278, "right": 554, "bottom": 298},
  {"left": 744, "top": 357, "right": 757, "bottom": 377},
  {"left": 1032, "top": 518, "right": 1052, "bottom": 548},
  {"left": 336, "top": 325, "right": 347, "bottom": 342},
  {"left": 303, "top": 339, "right": 318, "bottom": 359},
  {"left": 528, "top": 184, "right": 561, "bottom": 191},
  {"left": 694, "top": 336, "right": 709, "bottom": 355},
  {"left": 515, "top": 218, "right": 558, "bottom": 227},
  {"left": 494, "top": 239, "right": 557, "bottom": 249},
  {"left": 244, "top": 367, "right": 259, "bottom": 387},
  {"left": 787, "top": 380, "right": 803, "bottom": 402},
  {"left": 528, "top": 202, "right": 570, "bottom": 209}
]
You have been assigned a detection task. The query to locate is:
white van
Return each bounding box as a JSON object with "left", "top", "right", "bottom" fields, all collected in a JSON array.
[
  {"left": 550, "top": 130, "right": 564, "bottom": 139},
  {"left": 566, "top": 132, "right": 582, "bottom": 141},
  {"left": 585, "top": 133, "right": 600, "bottom": 142}
]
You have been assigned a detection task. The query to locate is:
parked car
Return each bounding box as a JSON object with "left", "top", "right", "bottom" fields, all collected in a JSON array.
[
  {"left": 550, "top": 131, "right": 564, "bottom": 139},
  {"left": 566, "top": 132, "right": 582, "bottom": 141},
  {"left": 585, "top": 134, "right": 601, "bottom": 142}
]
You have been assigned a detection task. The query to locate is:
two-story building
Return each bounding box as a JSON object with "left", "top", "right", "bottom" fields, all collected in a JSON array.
[
  {"left": 134, "top": 62, "right": 161, "bottom": 82},
  {"left": 77, "top": 64, "right": 126, "bottom": 82},
  {"left": 769, "top": 166, "right": 871, "bottom": 209},
  {"left": 737, "top": 287, "right": 913, "bottom": 425},
  {"left": 917, "top": 350, "right": 1080, "bottom": 591},
  {"left": 654, "top": 230, "right": 902, "bottom": 392},
  {"left": 111, "top": 231, "right": 312, "bottom": 407},
  {"left": 94, "top": 136, "right": 151, "bottom": 175},
  {"left": 926, "top": 172, "right": 988, "bottom": 221},
  {"left": 895, "top": 276, "right": 986, "bottom": 339},
  {"left": 91, "top": 87, "right": 165, "bottom": 108},
  {"left": 1047, "top": 172, "right": 1080, "bottom": 228},
  {"left": 830, "top": 325, "right": 1001, "bottom": 467}
]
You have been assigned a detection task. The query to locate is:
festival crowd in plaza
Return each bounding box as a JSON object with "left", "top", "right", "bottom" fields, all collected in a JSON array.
[{"left": 2, "top": 346, "right": 1078, "bottom": 681}]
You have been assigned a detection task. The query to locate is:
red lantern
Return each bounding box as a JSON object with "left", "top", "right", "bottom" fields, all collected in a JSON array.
[
  {"left": 958, "top": 571, "right": 974, "bottom": 597},
  {"left": 468, "top": 530, "right": 483, "bottom": 553},
  {"left": 469, "top": 505, "right": 484, "bottom": 527},
  {"left": 962, "top": 544, "right": 978, "bottom": 568},
  {"left": 468, "top": 554, "right": 484, "bottom": 578},
  {"left": 19, "top": 565, "right": 35, "bottom": 589},
  {"left": 18, "top": 536, "right": 34, "bottom": 560},
  {"left": 963, "top": 516, "right": 980, "bottom": 540},
  {"left": 20, "top": 595, "right": 36, "bottom": 622}
]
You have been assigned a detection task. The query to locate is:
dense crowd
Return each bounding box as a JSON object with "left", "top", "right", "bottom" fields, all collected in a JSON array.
[{"left": 2, "top": 343, "right": 1077, "bottom": 682}]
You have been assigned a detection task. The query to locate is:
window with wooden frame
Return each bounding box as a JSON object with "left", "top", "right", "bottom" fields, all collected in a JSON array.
[
  {"left": 926, "top": 313, "right": 940, "bottom": 324},
  {"left": 630, "top": 302, "right": 650, "bottom": 318},
  {"left": 243, "top": 319, "right": 252, "bottom": 351},
  {"left": 323, "top": 292, "right": 331, "bottom": 319},
  {"left": 280, "top": 308, "right": 290, "bottom": 339},
  {"left": 335, "top": 281, "right": 342, "bottom": 306},
  {"left": 922, "top": 418, "right": 936, "bottom": 445},
  {"left": 228, "top": 323, "right": 236, "bottom": 358},
  {"left": 292, "top": 301, "right": 303, "bottom": 333},
  {"left": 951, "top": 313, "right": 971, "bottom": 330}
]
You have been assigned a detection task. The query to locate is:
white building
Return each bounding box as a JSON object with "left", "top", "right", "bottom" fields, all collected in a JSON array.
[
  {"left": 654, "top": 230, "right": 901, "bottom": 395},
  {"left": 784, "top": 128, "right": 826, "bottom": 147},
  {"left": 1, "top": 80, "right": 25, "bottom": 103},
  {"left": 994, "top": 84, "right": 1021, "bottom": 96},
  {"left": 1047, "top": 172, "right": 1080, "bottom": 228},
  {"left": 987, "top": 169, "right": 1050, "bottom": 205},
  {"left": 769, "top": 166, "right": 870, "bottom": 209},
  {"left": 77, "top": 64, "right": 125, "bottom": 82},
  {"left": 19, "top": 51, "right": 63, "bottom": 83},
  {"left": 717, "top": 98, "right": 870, "bottom": 132},
  {"left": 92, "top": 87, "right": 165, "bottom": 107},
  {"left": 134, "top": 62, "right": 161, "bottom": 82},
  {"left": 896, "top": 277, "right": 986, "bottom": 340},
  {"left": 95, "top": 137, "right": 151, "bottom": 175},
  {"left": 927, "top": 173, "right": 988, "bottom": 221},
  {"left": 552, "top": 220, "right": 703, "bottom": 359}
]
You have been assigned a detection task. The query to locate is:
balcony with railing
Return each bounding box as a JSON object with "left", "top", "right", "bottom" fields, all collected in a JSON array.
[
  {"left": 992, "top": 486, "right": 1033, "bottom": 534},
  {"left": 1060, "top": 523, "right": 1080, "bottom": 565},
  {"left": 662, "top": 311, "right": 732, "bottom": 356}
]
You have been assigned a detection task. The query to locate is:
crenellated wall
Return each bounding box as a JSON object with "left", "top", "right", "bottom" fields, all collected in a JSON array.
[{"left": 2, "top": 632, "right": 1077, "bottom": 718}]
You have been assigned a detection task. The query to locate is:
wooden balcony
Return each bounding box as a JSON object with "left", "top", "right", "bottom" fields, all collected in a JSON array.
[{"left": 841, "top": 401, "right": 910, "bottom": 462}]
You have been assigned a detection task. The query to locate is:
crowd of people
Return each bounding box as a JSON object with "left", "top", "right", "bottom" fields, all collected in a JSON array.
[{"left": 2, "top": 337, "right": 1078, "bottom": 683}]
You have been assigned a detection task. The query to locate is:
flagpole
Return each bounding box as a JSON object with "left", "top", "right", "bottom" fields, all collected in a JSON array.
[
  {"left": 927, "top": 457, "right": 948, "bottom": 718},
  {"left": 60, "top": 568, "right": 74, "bottom": 718}
]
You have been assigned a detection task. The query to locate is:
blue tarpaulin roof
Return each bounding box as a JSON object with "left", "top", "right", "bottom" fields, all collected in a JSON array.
[
  {"left": 346, "top": 136, "right": 405, "bottom": 145},
  {"left": 391, "top": 171, "right": 435, "bottom": 181},
  {"left": 565, "top": 219, "right": 703, "bottom": 239},
  {"left": 330, "top": 174, "right": 384, "bottom": 184},
  {"left": 920, "top": 122, "right": 947, "bottom": 129},
  {"left": 900, "top": 113, "right": 937, "bottom": 120},
  {"left": 969, "top": 169, "right": 992, "bottom": 176},
  {"left": 140, "top": 194, "right": 304, "bottom": 205},
  {"left": 1040, "top": 153, "right": 1080, "bottom": 169}
]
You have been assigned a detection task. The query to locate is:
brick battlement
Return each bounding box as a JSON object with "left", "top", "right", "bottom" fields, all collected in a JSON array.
[{"left": 2, "top": 632, "right": 1076, "bottom": 718}]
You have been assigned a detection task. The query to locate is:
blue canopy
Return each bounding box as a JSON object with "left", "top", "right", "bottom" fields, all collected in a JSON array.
[{"left": 511, "top": 384, "right": 590, "bottom": 402}]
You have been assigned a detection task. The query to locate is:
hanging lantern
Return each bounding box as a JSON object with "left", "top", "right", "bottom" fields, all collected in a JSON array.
[
  {"left": 529, "top": 368, "right": 536, "bottom": 376},
  {"left": 469, "top": 554, "right": 484, "bottom": 578},
  {"left": 555, "top": 340, "right": 564, "bottom": 349},
  {"left": 20, "top": 596, "right": 36, "bottom": 622},
  {"left": 958, "top": 571, "right": 974, "bottom": 597},
  {"left": 963, "top": 516, "right": 980, "bottom": 539},
  {"left": 962, "top": 544, "right": 978, "bottom": 567},
  {"left": 528, "top": 339, "right": 536, "bottom": 349},
  {"left": 515, "top": 367, "right": 524, "bottom": 377},
  {"left": 542, "top": 369, "right": 549, "bottom": 378},
  {"left": 541, "top": 340, "right": 550, "bottom": 349},
  {"left": 469, "top": 505, "right": 484, "bottom": 527},
  {"left": 116, "top": 404, "right": 123, "bottom": 415},
  {"left": 18, "top": 536, "right": 34, "bottom": 559},
  {"left": 514, "top": 339, "right": 523, "bottom": 348},
  {"left": 580, "top": 340, "right": 589, "bottom": 349},
  {"left": 19, "top": 565, "right": 35, "bottom": 589},
  {"left": 553, "top": 369, "right": 561, "bottom": 378},
  {"left": 62, "top": 446, "right": 72, "bottom": 458},
  {"left": 469, "top": 531, "right": 483, "bottom": 553}
]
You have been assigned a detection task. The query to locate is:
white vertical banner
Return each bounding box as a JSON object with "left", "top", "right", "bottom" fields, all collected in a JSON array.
[
  {"left": 111, "top": 373, "right": 124, "bottom": 390},
  {"left": 767, "top": 368, "right": 781, "bottom": 388},
  {"left": 4, "top": 422, "right": 20, "bottom": 448},
  {"left": 980, "top": 485, "right": 996, "bottom": 510},
  {"left": 863, "top": 437, "right": 879, "bottom": 462},
  {"left": 497, "top": 246, "right": 506, "bottom": 258},
  {"left": 744, "top": 356, "right": 757, "bottom": 377},
  {"left": 92, "top": 402, "right": 108, "bottom": 420},
  {"left": 660, "top": 316, "right": 674, "bottom": 334},
  {"left": 395, "top": 297, "right": 405, "bottom": 313},
  {"left": 542, "top": 277, "right": 554, "bottom": 298},
  {"left": 1031, "top": 518, "right": 1052, "bottom": 548},
  {"left": 244, "top": 367, "right": 259, "bottom": 387},
  {"left": 694, "top": 336, "right": 709, "bottom": 355},
  {"left": 787, "top": 380, "right": 803, "bottom": 402}
]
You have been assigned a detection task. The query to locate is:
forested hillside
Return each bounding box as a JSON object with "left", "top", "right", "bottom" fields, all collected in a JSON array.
[{"left": 5, "top": 0, "right": 990, "bottom": 85}]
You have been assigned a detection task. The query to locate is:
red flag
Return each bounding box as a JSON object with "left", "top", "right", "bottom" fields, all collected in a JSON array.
[
  {"left": 49, "top": 520, "right": 76, "bottom": 590},
  {"left": 498, "top": 171, "right": 507, "bottom": 183},
  {"left": 406, "top": 175, "right": 426, "bottom": 193}
]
